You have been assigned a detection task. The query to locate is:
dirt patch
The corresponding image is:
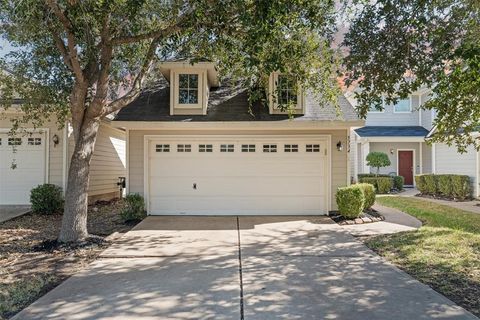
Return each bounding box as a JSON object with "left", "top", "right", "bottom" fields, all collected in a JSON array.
[{"left": 0, "top": 199, "right": 136, "bottom": 320}]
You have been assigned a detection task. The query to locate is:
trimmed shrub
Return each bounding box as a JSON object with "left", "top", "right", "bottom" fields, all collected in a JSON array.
[
  {"left": 356, "top": 183, "right": 376, "bottom": 210},
  {"left": 393, "top": 175, "right": 404, "bottom": 191},
  {"left": 357, "top": 173, "right": 390, "bottom": 179},
  {"left": 366, "top": 152, "right": 391, "bottom": 176},
  {"left": 423, "top": 174, "right": 437, "bottom": 194},
  {"left": 376, "top": 177, "right": 393, "bottom": 194},
  {"left": 336, "top": 186, "right": 365, "bottom": 219},
  {"left": 415, "top": 175, "right": 427, "bottom": 193},
  {"left": 120, "top": 193, "right": 147, "bottom": 222},
  {"left": 451, "top": 175, "right": 472, "bottom": 200},
  {"left": 436, "top": 174, "right": 453, "bottom": 197},
  {"left": 30, "top": 184, "right": 64, "bottom": 215}
]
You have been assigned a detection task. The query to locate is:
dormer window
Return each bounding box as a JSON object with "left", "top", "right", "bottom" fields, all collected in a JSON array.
[
  {"left": 268, "top": 72, "right": 304, "bottom": 114},
  {"left": 178, "top": 74, "right": 199, "bottom": 104}
]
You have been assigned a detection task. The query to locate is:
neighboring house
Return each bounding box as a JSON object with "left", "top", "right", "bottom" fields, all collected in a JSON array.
[
  {"left": 0, "top": 109, "right": 126, "bottom": 205},
  {"left": 113, "top": 60, "right": 363, "bottom": 215},
  {"left": 348, "top": 88, "right": 480, "bottom": 198}
]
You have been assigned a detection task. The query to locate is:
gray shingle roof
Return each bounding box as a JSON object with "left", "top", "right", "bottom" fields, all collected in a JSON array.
[
  {"left": 355, "top": 126, "right": 429, "bottom": 137},
  {"left": 114, "top": 80, "right": 359, "bottom": 122}
]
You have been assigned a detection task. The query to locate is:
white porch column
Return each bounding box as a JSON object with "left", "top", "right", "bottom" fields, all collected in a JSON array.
[
  {"left": 419, "top": 142, "right": 423, "bottom": 174},
  {"left": 431, "top": 143, "right": 436, "bottom": 173},
  {"left": 361, "top": 141, "right": 370, "bottom": 174}
]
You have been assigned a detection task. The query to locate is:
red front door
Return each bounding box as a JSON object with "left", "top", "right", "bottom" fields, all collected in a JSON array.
[{"left": 398, "top": 151, "right": 414, "bottom": 185}]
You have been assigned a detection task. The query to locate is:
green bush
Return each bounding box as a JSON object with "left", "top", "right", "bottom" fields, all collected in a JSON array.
[
  {"left": 376, "top": 177, "right": 393, "bottom": 194},
  {"left": 436, "top": 174, "right": 453, "bottom": 196},
  {"left": 393, "top": 175, "right": 404, "bottom": 190},
  {"left": 423, "top": 174, "right": 437, "bottom": 194},
  {"left": 415, "top": 175, "right": 427, "bottom": 193},
  {"left": 30, "top": 184, "right": 64, "bottom": 214},
  {"left": 356, "top": 183, "right": 376, "bottom": 210},
  {"left": 366, "top": 152, "right": 391, "bottom": 176},
  {"left": 336, "top": 186, "right": 365, "bottom": 219},
  {"left": 357, "top": 173, "right": 390, "bottom": 179},
  {"left": 120, "top": 193, "right": 147, "bottom": 222},
  {"left": 451, "top": 175, "right": 472, "bottom": 200}
]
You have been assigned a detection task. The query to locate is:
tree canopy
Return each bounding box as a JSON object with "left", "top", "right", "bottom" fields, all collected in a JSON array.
[{"left": 343, "top": 0, "right": 480, "bottom": 152}]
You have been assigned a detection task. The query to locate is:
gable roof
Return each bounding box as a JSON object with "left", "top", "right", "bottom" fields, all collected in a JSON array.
[
  {"left": 355, "top": 126, "right": 429, "bottom": 137},
  {"left": 114, "top": 80, "right": 359, "bottom": 122}
]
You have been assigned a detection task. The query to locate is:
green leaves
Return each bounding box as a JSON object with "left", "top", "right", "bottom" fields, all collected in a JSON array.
[{"left": 344, "top": 0, "right": 480, "bottom": 151}]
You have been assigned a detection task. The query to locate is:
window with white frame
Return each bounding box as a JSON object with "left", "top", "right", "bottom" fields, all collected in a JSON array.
[
  {"left": 263, "top": 144, "right": 277, "bottom": 153},
  {"left": 199, "top": 144, "right": 213, "bottom": 152},
  {"left": 155, "top": 144, "right": 170, "bottom": 152},
  {"left": 241, "top": 144, "right": 255, "bottom": 152},
  {"left": 177, "top": 144, "right": 191, "bottom": 152},
  {"left": 27, "top": 137, "right": 42, "bottom": 145},
  {"left": 178, "top": 74, "right": 199, "bottom": 104},
  {"left": 277, "top": 75, "right": 298, "bottom": 107},
  {"left": 284, "top": 144, "right": 298, "bottom": 152},
  {"left": 220, "top": 144, "right": 234, "bottom": 152},
  {"left": 8, "top": 137, "right": 22, "bottom": 146},
  {"left": 392, "top": 98, "right": 411, "bottom": 112}
]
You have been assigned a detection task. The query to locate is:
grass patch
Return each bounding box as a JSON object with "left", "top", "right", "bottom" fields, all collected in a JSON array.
[{"left": 366, "top": 196, "right": 480, "bottom": 317}]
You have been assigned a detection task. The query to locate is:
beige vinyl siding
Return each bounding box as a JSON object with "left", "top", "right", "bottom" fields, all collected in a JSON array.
[
  {"left": 67, "top": 122, "right": 126, "bottom": 199},
  {"left": 0, "top": 115, "right": 64, "bottom": 186},
  {"left": 128, "top": 128, "right": 349, "bottom": 211}
]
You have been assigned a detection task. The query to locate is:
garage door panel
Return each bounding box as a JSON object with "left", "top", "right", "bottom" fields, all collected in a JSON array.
[
  {"left": 0, "top": 132, "right": 46, "bottom": 204},
  {"left": 147, "top": 136, "right": 330, "bottom": 215}
]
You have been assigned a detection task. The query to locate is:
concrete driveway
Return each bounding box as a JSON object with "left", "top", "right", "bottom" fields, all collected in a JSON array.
[
  {"left": 0, "top": 205, "right": 30, "bottom": 223},
  {"left": 14, "top": 216, "right": 477, "bottom": 320}
]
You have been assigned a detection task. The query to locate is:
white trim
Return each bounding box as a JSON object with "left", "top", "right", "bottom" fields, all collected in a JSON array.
[
  {"left": 419, "top": 142, "right": 423, "bottom": 174},
  {"left": 114, "top": 120, "right": 365, "bottom": 130},
  {"left": 397, "top": 149, "right": 415, "bottom": 186},
  {"left": 126, "top": 128, "right": 130, "bottom": 194},
  {"left": 354, "top": 142, "right": 359, "bottom": 181},
  {"left": 361, "top": 141, "right": 370, "bottom": 173},
  {"left": 173, "top": 70, "right": 203, "bottom": 109},
  {"left": 476, "top": 150, "right": 480, "bottom": 198},
  {"left": 418, "top": 94, "right": 423, "bottom": 126},
  {"left": 143, "top": 134, "right": 332, "bottom": 215},
  {"left": 392, "top": 96, "right": 413, "bottom": 113},
  {"left": 357, "top": 136, "right": 425, "bottom": 143},
  {"left": 432, "top": 143, "right": 436, "bottom": 173},
  {"left": 44, "top": 128, "right": 50, "bottom": 183},
  {"left": 345, "top": 129, "right": 350, "bottom": 185},
  {"left": 269, "top": 72, "right": 305, "bottom": 115}
]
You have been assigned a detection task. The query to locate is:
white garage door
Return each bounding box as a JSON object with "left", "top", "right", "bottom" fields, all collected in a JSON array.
[
  {"left": 146, "top": 136, "right": 330, "bottom": 215},
  {"left": 0, "top": 131, "right": 47, "bottom": 204}
]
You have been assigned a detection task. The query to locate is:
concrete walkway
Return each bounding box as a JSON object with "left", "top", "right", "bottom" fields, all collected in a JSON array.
[
  {"left": 341, "top": 204, "right": 423, "bottom": 236},
  {"left": 0, "top": 205, "right": 30, "bottom": 223},
  {"left": 13, "top": 216, "right": 477, "bottom": 320}
]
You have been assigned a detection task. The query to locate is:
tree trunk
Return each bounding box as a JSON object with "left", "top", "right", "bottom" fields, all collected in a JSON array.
[{"left": 58, "top": 118, "right": 100, "bottom": 243}]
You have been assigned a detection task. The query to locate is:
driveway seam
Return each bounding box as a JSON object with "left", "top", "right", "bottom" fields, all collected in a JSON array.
[{"left": 236, "top": 216, "right": 245, "bottom": 320}]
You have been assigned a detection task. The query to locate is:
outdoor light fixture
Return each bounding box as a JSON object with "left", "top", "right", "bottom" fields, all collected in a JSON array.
[
  {"left": 390, "top": 148, "right": 394, "bottom": 155},
  {"left": 52, "top": 134, "right": 59, "bottom": 146},
  {"left": 336, "top": 141, "right": 343, "bottom": 151}
]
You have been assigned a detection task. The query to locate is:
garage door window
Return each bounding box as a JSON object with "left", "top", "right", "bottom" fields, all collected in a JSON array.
[
  {"left": 284, "top": 144, "right": 298, "bottom": 152},
  {"left": 8, "top": 138, "right": 22, "bottom": 146},
  {"left": 28, "top": 138, "right": 42, "bottom": 145},
  {"left": 306, "top": 144, "right": 320, "bottom": 152},
  {"left": 220, "top": 144, "right": 234, "bottom": 152},
  {"left": 241, "top": 144, "right": 255, "bottom": 152},
  {"left": 263, "top": 144, "right": 277, "bottom": 153},
  {"left": 199, "top": 144, "right": 213, "bottom": 152},
  {"left": 156, "top": 144, "right": 170, "bottom": 152},
  {"left": 177, "top": 144, "right": 191, "bottom": 152}
]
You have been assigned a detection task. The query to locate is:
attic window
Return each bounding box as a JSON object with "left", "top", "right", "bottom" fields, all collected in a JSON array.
[
  {"left": 277, "top": 75, "right": 298, "bottom": 106},
  {"left": 178, "top": 74, "right": 199, "bottom": 104}
]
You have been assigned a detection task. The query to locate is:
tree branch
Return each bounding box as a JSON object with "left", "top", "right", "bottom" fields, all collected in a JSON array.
[
  {"left": 111, "top": 24, "right": 181, "bottom": 45},
  {"left": 44, "top": 0, "right": 85, "bottom": 84},
  {"left": 102, "top": 38, "right": 160, "bottom": 116}
]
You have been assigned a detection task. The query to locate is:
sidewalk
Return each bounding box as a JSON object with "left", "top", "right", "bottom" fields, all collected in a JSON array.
[{"left": 341, "top": 204, "right": 422, "bottom": 237}]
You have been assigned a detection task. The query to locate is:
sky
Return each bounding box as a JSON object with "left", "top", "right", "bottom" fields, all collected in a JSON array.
[{"left": 0, "top": 38, "right": 15, "bottom": 58}]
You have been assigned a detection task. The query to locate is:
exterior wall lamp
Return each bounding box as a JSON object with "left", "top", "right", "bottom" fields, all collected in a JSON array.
[
  {"left": 336, "top": 141, "right": 343, "bottom": 152},
  {"left": 52, "top": 134, "right": 60, "bottom": 147}
]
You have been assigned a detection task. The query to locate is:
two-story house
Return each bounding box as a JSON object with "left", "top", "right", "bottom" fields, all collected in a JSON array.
[
  {"left": 113, "top": 60, "right": 364, "bottom": 215},
  {"left": 349, "top": 88, "right": 480, "bottom": 198}
]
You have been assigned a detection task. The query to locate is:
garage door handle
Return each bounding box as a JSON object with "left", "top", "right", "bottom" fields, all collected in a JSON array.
[{"left": 193, "top": 183, "right": 197, "bottom": 190}]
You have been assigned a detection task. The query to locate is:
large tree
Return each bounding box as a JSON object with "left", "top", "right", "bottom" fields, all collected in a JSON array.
[
  {"left": 343, "top": 0, "right": 480, "bottom": 152},
  {"left": 0, "top": 0, "right": 340, "bottom": 242}
]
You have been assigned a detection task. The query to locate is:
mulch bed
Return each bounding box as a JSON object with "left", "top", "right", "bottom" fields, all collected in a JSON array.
[
  {"left": 415, "top": 193, "right": 474, "bottom": 202},
  {"left": 0, "top": 199, "right": 136, "bottom": 320},
  {"left": 330, "top": 209, "right": 385, "bottom": 225}
]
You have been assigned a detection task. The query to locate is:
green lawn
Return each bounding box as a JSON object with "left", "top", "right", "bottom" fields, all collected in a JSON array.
[{"left": 366, "top": 196, "right": 480, "bottom": 317}]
